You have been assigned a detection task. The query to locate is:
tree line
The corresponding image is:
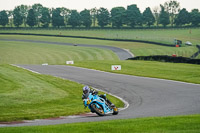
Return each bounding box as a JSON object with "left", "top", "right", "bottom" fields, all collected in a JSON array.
[{"left": 0, "top": 0, "right": 200, "bottom": 28}]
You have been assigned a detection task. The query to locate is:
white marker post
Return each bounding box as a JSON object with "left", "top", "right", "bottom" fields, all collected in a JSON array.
[
  {"left": 66, "top": 61, "right": 74, "bottom": 64},
  {"left": 42, "top": 63, "right": 48, "bottom": 66},
  {"left": 111, "top": 65, "right": 121, "bottom": 70}
]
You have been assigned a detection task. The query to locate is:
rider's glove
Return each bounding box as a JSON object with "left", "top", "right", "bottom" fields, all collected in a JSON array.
[{"left": 92, "top": 90, "right": 98, "bottom": 95}]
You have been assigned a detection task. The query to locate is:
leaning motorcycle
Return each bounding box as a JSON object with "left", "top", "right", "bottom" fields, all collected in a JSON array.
[{"left": 83, "top": 93, "right": 118, "bottom": 116}]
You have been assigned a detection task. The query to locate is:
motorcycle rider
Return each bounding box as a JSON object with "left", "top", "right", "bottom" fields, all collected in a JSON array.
[{"left": 82, "top": 86, "right": 115, "bottom": 107}]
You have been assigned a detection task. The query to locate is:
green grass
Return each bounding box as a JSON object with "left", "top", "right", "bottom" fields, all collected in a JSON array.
[
  {"left": 72, "top": 60, "right": 200, "bottom": 84},
  {"left": 0, "top": 35, "right": 198, "bottom": 59},
  {"left": 0, "top": 65, "right": 123, "bottom": 122},
  {"left": 0, "top": 39, "right": 119, "bottom": 64},
  {"left": 1, "top": 28, "right": 200, "bottom": 45},
  {"left": 0, "top": 115, "right": 199, "bottom": 133}
]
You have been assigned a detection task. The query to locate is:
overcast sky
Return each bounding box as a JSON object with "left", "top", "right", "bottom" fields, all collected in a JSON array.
[{"left": 0, "top": 0, "right": 199, "bottom": 12}]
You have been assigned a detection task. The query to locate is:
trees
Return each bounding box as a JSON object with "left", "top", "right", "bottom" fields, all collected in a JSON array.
[
  {"left": 164, "top": 0, "right": 180, "bottom": 26},
  {"left": 7, "top": 10, "right": 13, "bottom": 27},
  {"left": 143, "top": 7, "right": 155, "bottom": 27},
  {"left": 126, "top": 4, "right": 142, "bottom": 28},
  {"left": 2, "top": 2, "right": 200, "bottom": 28},
  {"left": 190, "top": 9, "right": 200, "bottom": 26},
  {"left": 80, "top": 9, "right": 92, "bottom": 28},
  {"left": 26, "top": 9, "right": 36, "bottom": 27},
  {"left": 90, "top": 7, "right": 97, "bottom": 27},
  {"left": 111, "top": 7, "right": 126, "bottom": 28},
  {"left": 153, "top": 6, "right": 160, "bottom": 27},
  {"left": 159, "top": 5, "right": 170, "bottom": 27},
  {"left": 32, "top": 4, "right": 43, "bottom": 27},
  {"left": 40, "top": 7, "right": 51, "bottom": 27},
  {"left": 97, "top": 8, "right": 110, "bottom": 28},
  {"left": 17, "top": 5, "right": 29, "bottom": 27},
  {"left": 68, "top": 10, "right": 81, "bottom": 28},
  {"left": 60, "top": 7, "right": 70, "bottom": 26},
  {"left": 175, "top": 8, "right": 190, "bottom": 26},
  {"left": 13, "top": 7, "right": 23, "bottom": 27},
  {"left": 0, "top": 10, "right": 9, "bottom": 26},
  {"left": 52, "top": 8, "right": 65, "bottom": 28}
]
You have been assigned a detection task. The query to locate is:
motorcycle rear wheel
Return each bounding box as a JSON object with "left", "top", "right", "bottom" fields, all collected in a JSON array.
[{"left": 91, "top": 104, "right": 105, "bottom": 116}]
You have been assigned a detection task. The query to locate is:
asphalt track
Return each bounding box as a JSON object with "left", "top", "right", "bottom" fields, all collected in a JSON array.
[
  {"left": 1, "top": 65, "right": 200, "bottom": 127},
  {"left": 0, "top": 39, "right": 133, "bottom": 60}
]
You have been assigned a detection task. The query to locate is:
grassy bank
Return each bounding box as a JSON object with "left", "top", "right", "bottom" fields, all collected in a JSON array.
[
  {"left": 0, "top": 39, "right": 119, "bottom": 64},
  {"left": 72, "top": 60, "right": 200, "bottom": 84},
  {"left": 0, "top": 35, "right": 198, "bottom": 58},
  {"left": 0, "top": 28, "right": 200, "bottom": 45},
  {"left": 0, "top": 115, "right": 199, "bottom": 133},
  {"left": 0, "top": 65, "right": 123, "bottom": 122}
]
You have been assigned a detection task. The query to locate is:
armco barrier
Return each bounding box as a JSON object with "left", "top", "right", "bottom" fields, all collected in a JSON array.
[
  {"left": 0, "top": 33, "right": 175, "bottom": 47},
  {"left": 127, "top": 55, "right": 200, "bottom": 65}
]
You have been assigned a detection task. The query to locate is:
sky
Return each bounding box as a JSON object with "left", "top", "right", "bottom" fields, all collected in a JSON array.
[{"left": 0, "top": 0, "right": 199, "bottom": 12}]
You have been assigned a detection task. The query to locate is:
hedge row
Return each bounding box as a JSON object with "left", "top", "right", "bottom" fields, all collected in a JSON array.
[{"left": 128, "top": 55, "right": 200, "bottom": 64}]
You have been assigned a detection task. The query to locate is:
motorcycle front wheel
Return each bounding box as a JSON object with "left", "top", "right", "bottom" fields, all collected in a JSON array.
[
  {"left": 112, "top": 107, "right": 118, "bottom": 115},
  {"left": 91, "top": 103, "right": 105, "bottom": 116}
]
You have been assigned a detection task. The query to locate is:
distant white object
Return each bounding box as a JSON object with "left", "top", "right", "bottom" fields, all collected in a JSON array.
[
  {"left": 66, "top": 61, "right": 74, "bottom": 64},
  {"left": 111, "top": 65, "right": 121, "bottom": 70},
  {"left": 42, "top": 63, "right": 48, "bottom": 65},
  {"left": 185, "top": 41, "right": 192, "bottom": 46}
]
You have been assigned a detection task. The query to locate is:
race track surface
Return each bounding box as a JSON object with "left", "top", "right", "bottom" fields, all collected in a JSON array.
[
  {"left": 0, "top": 39, "right": 133, "bottom": 60},
  {"left": 1, "top": 65, "right": 199, "bottom": 127}
]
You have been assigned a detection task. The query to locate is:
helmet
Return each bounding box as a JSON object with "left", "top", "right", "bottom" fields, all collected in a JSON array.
[{"left": 83, "top": 86, "right": 90, "bottom": 94}]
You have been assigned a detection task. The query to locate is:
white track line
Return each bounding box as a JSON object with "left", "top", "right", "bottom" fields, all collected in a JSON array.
[{"left": 11, "top": 64, "right": 41, "bottom": 74}]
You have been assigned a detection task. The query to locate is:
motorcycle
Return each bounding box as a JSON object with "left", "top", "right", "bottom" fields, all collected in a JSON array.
[{"left": 83, "top": 93, "right": 118, "bottom": 116}]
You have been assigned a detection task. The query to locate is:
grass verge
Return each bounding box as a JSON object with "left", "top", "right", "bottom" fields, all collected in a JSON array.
[
  {"left": 72, "top": 60, "right": 200, "bottom": 84},
  {"left": 0, "top": 114, "right": 199, "bottom": 133},
  {"left": 0, "top": 40, "right": 119, "bottom": 64},
  {"left": 0, "top": 64, "right": 123, "bottom": 122}
]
